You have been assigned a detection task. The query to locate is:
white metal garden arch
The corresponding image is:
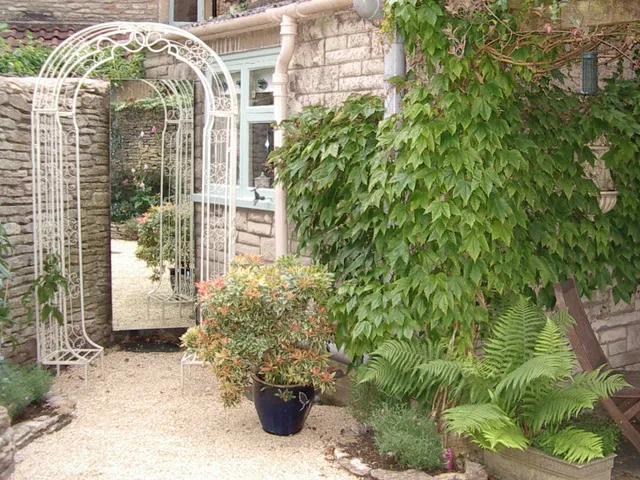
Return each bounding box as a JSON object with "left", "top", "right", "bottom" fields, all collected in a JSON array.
[{"left": 31, "top": 22, "right": 238, "bottom": 382}]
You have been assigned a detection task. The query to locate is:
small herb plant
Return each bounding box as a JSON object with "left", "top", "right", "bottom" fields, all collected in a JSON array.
[
  {"left": 368, "top": 403, "right": 443, "bottom": 471},
  {"left": 181, "top": 254, "right": 336, "bottom": 406},
  {"left": 0, "top": 361, "right": 52, "bottom": 420}
]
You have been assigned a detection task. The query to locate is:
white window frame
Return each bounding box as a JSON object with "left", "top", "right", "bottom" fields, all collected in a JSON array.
[
  {"left": 169, "top": 0, "right": 205, "bottom": 25},
  {"left": 195, "top": 47, "right": 279, "bottom": 211}
]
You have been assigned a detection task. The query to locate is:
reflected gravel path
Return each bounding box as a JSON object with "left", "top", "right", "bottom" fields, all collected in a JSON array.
[
  {"left": 14, "top": 350, "right": 356, "bottom": 480},
  {"left": 111, "top": 239, "right": 195, "bottom": 331}
]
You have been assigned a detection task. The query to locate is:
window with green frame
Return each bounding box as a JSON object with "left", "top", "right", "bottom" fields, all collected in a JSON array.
[{"left": 204, "top": 47, "right": 279, "bottom": 211}]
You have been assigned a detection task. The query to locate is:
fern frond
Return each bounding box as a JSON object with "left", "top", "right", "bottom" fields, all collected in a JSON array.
[
  {"left": 550, "top": 308, "right": 575, "bottom": 333},
  {"left": 538, "top": 427, "right": 604, "bottom": 464},
  {"left": 526, "top": 386, "right": 599, "bottom": 432},
  {"left": 483, "top": 297, "right": 546, "bottom": 376},
  {"left": 494, "top": 353, "right": 572, "bottom": 402},
  {"left": 414, "top": 359, "right": 463, "bottom": 387},
  {"left": 474, "top": 421, "right": 530, "bottom": 451},
  {"left": 444, "top": 403, "right": 512, "bottom": 435},
  {"left": 572, "top": 367, "right": 630, "bottom": 399},
  {"left": 533, "top": 319, "right": 574, "bottom": 362},
  {"left": 360, "top": 338, "right": 447, "bottom": 401}
]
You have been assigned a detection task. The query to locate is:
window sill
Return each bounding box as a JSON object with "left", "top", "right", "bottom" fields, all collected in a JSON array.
[{"left": 192, "top": 193, "right": 276, "bottom": 212}]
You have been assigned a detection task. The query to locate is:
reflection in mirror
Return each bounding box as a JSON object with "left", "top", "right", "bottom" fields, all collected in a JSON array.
[{"left": 109, "top": 79, "right": 196, "bottom": 331}]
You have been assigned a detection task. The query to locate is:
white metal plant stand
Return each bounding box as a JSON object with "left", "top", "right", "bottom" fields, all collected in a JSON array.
[{"left": 31, "top": 22, "right": 238, "bottom": 384}]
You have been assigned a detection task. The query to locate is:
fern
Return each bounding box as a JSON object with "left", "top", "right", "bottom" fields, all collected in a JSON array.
[
  {"left": 359, "top": 337, "right": 449, "bottom": 404},
  {"left": 538, "top": 427, "right": 604, "bottom": 464},
  {"left": 442, "top": 299, "right": 627, "bottom": 463},
  {"left": 482, "top": 296, "right": 546, "bottom": 376},
  {"left": 360, "top": 299, "right": 627, "bottom": 464}
]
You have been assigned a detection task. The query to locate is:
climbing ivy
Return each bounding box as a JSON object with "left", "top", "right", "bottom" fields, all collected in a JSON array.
[{"left": 273, "top": 1, "right": 640, "bottom": 356}]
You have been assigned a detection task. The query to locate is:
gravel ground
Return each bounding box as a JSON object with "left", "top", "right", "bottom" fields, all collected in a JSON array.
[
  {"left": 111, "top": 239, "right": 196, "bottom": 331},
  {"left": 14, "top": 350, "right": 357, "bottom": 480}
]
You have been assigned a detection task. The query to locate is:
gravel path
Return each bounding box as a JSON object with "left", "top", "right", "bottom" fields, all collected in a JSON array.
[
  {"left": 111, "top": 239, "right": 195, "bottom": 331},
  {"left": 14, "top": 350, "right": 357, "bottom": 480}
]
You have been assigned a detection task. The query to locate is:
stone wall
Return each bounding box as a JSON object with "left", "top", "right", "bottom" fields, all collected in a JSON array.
[
  {"left": 288, "top": 11, "right": 385, "bottom": 112},
  {"left": 0, "top": 407, "right": 13, "bottom": 480},
  {"left": 583, "top": 289, "right": 640, "bottom": 370},
  {"left": 0, "top": 0, "right": 160, "bottom": 25},
  {"left": 0, "top": 77, "right": 112, "bottom": 364},
  {"left": 110, "top": 107, "right": 164, "bottom": 189}
]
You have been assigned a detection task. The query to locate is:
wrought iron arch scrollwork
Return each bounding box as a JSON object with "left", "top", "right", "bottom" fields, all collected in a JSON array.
[{"left": 31, "top": 22, "right": 238, "bottom": 384}]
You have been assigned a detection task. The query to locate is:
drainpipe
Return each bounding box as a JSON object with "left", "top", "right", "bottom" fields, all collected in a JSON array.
[
  {"left": 384, "top": 30, "right": 405, "bottom": 118},
  {"left": 272, "top": 15, "right": 297, "bottom": 258}
]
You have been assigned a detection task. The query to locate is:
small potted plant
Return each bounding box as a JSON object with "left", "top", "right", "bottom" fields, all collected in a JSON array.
[
  {"left": 181, "top": 254, "right": 336, "bottom": 435},
  {"left": 135, "top": 203, "right": 192, "bottom": 286}
]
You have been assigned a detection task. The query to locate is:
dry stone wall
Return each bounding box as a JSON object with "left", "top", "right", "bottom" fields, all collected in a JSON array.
[
  {"left": 0, "top": 77, "right": 112, "bottom": 364},
  {"left": 0, "top": 0, "right": 160, "bottom": 25}
]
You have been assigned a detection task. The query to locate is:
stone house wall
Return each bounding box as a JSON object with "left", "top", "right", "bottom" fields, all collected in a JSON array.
[
  {"left": 0, "top": 77, "right": 112, "bottom": 364},
  {"left": 144, "top": 8, "right": 640, "bottom": 369},
  {"left": 144, "top": 9, "right": 385, "bottom": 261}
]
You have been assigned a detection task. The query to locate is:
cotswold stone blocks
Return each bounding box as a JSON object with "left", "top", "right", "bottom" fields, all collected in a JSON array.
[
  {"left": 289, "top": 9, "right": 384, "bottom": 111},
  {"left": 0, "top": 0, "right": 160, "bottom": 24},
  {"left": 0, "top": 77, "right": 112, "bottom": 364}
]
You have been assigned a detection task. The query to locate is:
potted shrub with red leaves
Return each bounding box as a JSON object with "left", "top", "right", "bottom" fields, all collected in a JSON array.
[{"left": 181, "top": 254, "right": 336, "bottom": 435}]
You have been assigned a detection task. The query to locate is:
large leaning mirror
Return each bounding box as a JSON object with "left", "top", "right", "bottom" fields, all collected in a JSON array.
[{"left": 109, "top": 79, "right": 196, "bottom": 331}]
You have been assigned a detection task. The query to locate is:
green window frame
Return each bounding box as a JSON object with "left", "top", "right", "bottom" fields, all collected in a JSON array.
[{"left": 196, "top": 47, "right": 279, "bottom": 211}]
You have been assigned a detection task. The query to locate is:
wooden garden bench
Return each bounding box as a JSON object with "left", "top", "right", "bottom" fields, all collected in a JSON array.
[{"left": 554, "top": 278, "right": 640, "bottom": 452}]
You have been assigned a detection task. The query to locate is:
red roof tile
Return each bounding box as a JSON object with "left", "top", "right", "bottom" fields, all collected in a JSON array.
[{"left": 0, "top": 23, "right": 90, "bottom": 46}]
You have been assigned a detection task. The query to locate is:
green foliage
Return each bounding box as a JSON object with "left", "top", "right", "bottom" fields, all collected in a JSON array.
[
  {"left": 134, "top": 204, "right": 191, "bottom": 281},
  {"left": 368, "top": 403, "right": 443, "bottom": 470},
  {"left": 440, "top": 299, "right": 627, "bottom": 463},
  {"left": 111, "top": 93, "right": 192, "bottom": 112},
  {"left": 347, "top": 376, "right": 394, "bottom": 424},
  {"left": 360, "top": 298, "right": 627, "bottom": 463},
  {"left": 273, "top": 1, "right": 640, "bottom": 358},
  {"left": 181, "top": 255, "right": 336, "bottom": 406},
  {"left": 0, "top": 221, "right": 15, "bottom": 351},
  {"left": 0, "top": 35, "right": 51, "bottom": 76},
  {"left": 22, "top": 254, "right": 68, "bottom": 325},
  {"left": 0, "top": 361, "right": 52, "bottom": 420},
  {"left": 0, "top": 34, "right": 144, "bottom": 79},
  {"left": 533, "top": 414, "right": 621, "bottom": 459}
]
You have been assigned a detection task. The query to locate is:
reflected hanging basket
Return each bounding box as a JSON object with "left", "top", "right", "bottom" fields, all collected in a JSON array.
[{"left": 598, "top": 190, "right": 618, "bottom": 214}]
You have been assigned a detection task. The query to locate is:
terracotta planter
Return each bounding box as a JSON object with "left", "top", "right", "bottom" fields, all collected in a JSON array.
[{"left": 482, "top": 446, "right": 615, "bottom": 480}]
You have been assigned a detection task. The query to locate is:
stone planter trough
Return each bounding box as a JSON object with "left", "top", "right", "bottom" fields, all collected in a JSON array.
[{"left": 482, "top": 446, "right": 615, "bottom": 480}]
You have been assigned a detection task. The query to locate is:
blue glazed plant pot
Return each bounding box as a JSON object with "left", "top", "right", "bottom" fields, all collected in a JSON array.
[{"left": 252, "top": 374, "right": 315, "bottom": 436}]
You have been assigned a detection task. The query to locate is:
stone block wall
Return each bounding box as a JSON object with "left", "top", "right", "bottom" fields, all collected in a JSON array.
[
  {"left": 0, "top": 0, "right": 161, "bottom": 25},
  {"left": 583, "top": 289, "right": 640, "bottom": 371},
  {"left": 288, "top": 11, "right": 385, "bottom": 112},
  {"left": 0, "top": 77, "right": 112, "bottom": 364},
  {"left": 110, "top": 107, "right": 165, "bottom": 191},
  {"left": 0, "top": 408, "right": 13, "bottom": 480}
]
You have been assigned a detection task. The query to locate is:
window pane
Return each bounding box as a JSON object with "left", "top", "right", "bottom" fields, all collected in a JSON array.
[
  {"left": 249, "top": 123, "right": 274, "bottom": 188},
  {"left": 249, "top": 68, "right": 274, "bottom": 106},
  {"left": 174, "top": 0, "right": 198, "bottom": 22}
]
